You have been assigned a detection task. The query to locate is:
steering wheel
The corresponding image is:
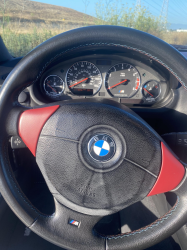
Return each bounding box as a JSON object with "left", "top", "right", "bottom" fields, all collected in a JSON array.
[{"left": 1, "top": 26, "right": 187, "bottom": 250}]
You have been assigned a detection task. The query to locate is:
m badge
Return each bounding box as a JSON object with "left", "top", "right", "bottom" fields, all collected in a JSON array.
[{"left": 68, "top": 219, "right": 81, "bottom": 228}]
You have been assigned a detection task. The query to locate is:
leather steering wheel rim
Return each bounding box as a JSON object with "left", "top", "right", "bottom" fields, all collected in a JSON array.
[{"left": 0, "top": 26, "right": 187, "bottom": 250}]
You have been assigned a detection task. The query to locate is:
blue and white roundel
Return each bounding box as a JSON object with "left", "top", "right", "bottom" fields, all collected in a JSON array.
[
  {"left": 88, "top": 134, "right": 116, "bottom": 162},
  {"left": 93, "top": 140, "right": 110, "bottom": 156}
]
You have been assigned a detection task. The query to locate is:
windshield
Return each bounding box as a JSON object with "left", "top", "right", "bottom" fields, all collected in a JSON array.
[{"left": 0, "top": 0, "right": 187, "bottom": 57}]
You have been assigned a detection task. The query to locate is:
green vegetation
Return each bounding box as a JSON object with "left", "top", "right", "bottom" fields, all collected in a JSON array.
[
  {"left": 0, "top": 0, "right": 187, "bottom": 57},
  {"left": 95, "top": 0, "right": 165, "bottom": 38},
  {"left": 1, "top": 27, "right": 57, "bottom": 57}
]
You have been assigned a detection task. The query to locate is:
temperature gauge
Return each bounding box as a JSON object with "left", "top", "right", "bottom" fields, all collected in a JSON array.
[
  {"left": 43, "top": 75, "right": 65, "bottom": 97},
  {"left": 142, "top": 80, "right": 161, "bottom": 101}
]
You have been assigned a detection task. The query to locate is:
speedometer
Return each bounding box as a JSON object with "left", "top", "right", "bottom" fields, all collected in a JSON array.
[
  {"left": 66, "top": 61, "right": 102, "bottom": 96},
  {"left": 105, "top": 63, "right": 141, "bottom": 98}
]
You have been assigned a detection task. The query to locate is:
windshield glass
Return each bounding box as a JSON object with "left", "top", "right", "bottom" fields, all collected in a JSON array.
[{"left": 0, "top": 0, "right": 187, "bottom": 57}]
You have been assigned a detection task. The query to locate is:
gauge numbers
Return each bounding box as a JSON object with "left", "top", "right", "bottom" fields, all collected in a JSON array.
[
  {"left": 43, "top": 75, "right": 64, "bottom": 97},
  {"left": 105, "top": 63, "right": 141, "bottom": 98},
  {"left": 66, "top": 61, "right": 102, "bottom": 96}
]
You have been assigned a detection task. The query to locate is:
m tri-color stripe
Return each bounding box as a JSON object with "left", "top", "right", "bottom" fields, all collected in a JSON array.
[{"left": 69, "top": 219, "right": 80, "bottom": 227}]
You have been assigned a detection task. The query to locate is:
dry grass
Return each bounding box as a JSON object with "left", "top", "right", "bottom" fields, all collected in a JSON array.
[
  {"left": 163, "top": 31, "right": 187, "bottom": 45},
  {"left": 1, "top": 23, "right": 187, "bottom": 57},
  {"left": 0, "top": 0, "right": 96, "bottom": 56},
  {"left": 0, "top": 22, "right": 83, "bottom": 57},
  {"left": 0, "top": 0, "right": 186, "bottom": 57}
]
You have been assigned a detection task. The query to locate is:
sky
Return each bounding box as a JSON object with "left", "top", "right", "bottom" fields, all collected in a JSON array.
[{"left": 32, "top": 0, "right": 187, "bottom": 28}]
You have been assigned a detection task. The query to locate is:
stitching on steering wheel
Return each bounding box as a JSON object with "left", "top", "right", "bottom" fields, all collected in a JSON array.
[
  {"left": 94, "top": 196, "right": 180, "bottom": 240},
  {"left": 3, "top": 140, "right": 55, "bottom": 218},
  {"left": 14, "top": 42, "right": 186, "bottom": 106}
]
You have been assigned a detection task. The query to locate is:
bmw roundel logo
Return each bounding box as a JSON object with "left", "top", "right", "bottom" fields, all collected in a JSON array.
[
  {"left": 94, "top": 140, "right": 110, "bottom": 156},
  {"left": 88, "top": 134, "right": 116, "bottom": 162}
]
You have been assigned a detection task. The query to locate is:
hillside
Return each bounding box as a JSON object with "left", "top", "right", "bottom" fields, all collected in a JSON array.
[{"left": 0, "top": 0, "right": 96, "bottom": 25}]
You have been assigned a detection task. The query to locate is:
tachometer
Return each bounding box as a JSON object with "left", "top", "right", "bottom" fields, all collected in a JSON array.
[
  {"left": 66, "top": 61, "right": 102, "bottom": 96},
  {"left": 105, "top": 63, "right": 140, "bottom": 98},
  {"left": 43, "top": 75, "right": 65, "bottom": 97}
]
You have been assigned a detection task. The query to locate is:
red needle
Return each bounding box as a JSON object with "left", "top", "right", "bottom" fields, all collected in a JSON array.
[
  {"left": 46, "top": 83, "right": 57, "bottom": 93},
  {"left": 69, "top": 78, "right": 88, "bottom": 88},
  {"left": 108, "top": 79, "right": 127, "bottom": 90},
  {"left": 143, "top": 88, "right": 153, "bottom": 97}
]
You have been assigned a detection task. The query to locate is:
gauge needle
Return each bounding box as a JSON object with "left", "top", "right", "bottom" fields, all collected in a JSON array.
[
  {"left": 143, "top": 88, "right": 153, "bottom": 97},
  {"left": 69, "top": 78, "right": 88, "bottom": 88},
  {"left": 108, "top": 79, "right": 127, "bottom": 90},
  {"left": 46, "top": 83, "right": 57, "bottom": 93}
]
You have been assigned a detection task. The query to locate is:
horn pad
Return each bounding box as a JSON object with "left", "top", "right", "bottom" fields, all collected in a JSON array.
[{"left": 36, "top": 102, "right": 161, "bottom": 215}]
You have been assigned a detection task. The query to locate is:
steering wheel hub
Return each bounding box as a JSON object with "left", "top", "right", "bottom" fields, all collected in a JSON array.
[{"left": 35, "top": 101, "right": 161, "bottom": 215}]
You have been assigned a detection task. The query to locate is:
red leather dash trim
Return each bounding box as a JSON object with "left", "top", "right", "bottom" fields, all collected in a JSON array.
[
  {"left": 18, "top": 105, "right": 59, "bottom": 156},
  {"left": 147, "top": 142, "right": 185, "bottom": 196}
]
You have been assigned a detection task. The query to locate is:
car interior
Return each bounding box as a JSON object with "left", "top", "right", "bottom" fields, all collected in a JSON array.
[{"left": 0, "top": 25, "right": 187, "bottom": 250}]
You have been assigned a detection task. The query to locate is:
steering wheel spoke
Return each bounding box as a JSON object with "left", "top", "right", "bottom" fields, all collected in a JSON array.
[
  {"left": 30, "top": 199, "right": 105, "bottom": 250},
  {"left": 18, "top": 105, "right": 59, "bottom": 156},
  {"left": 147, "top": 142, "right": 185, "bottom": 196},
  {"left": 5, "top": 106, "right": 27, "bottom": 137}
]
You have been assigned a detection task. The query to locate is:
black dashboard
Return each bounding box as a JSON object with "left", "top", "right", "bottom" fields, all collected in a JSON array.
[
  {"left": 0, "top": 46, "right": 186, "bottom": 120},
  {"left": 30, "top": 53, "right": 174, "bottom": 107}
]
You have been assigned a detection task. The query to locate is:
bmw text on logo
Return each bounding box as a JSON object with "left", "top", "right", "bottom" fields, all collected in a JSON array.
[{"left": 88, "top": 134, "right": 116, "bottom": 162}]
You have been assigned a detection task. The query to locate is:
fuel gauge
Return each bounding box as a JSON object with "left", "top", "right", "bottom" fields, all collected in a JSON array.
[{"left": 142, "top": 80, "right": 161, "bottom": 101}]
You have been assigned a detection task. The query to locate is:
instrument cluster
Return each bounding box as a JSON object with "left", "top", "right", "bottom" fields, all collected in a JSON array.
[{"left": 38, "top": 54, "right": 169, "bottom": 106}]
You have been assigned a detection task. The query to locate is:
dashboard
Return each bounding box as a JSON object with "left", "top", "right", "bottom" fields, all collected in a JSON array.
[
  {"left": 0, "top": 44, "right": 187, "bottom": 136},
  {"left": 30, "top": 53, "right": 174, "bottom": 107}
]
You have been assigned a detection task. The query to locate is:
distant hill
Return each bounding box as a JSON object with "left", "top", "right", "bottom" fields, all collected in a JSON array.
[{"left": 0, "top": 0, "right": 96, "bottom": 25}]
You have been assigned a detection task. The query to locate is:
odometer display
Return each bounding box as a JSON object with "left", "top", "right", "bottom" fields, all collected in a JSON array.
[
  {"left": 72, "top": 89, "right": 93, "bottom": 95},
  {"left": 105, "top": 63, "right": 141, "bottom": 98},
  {"left": 66, "top": 61, "right": 102, "bottom": 96}
]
